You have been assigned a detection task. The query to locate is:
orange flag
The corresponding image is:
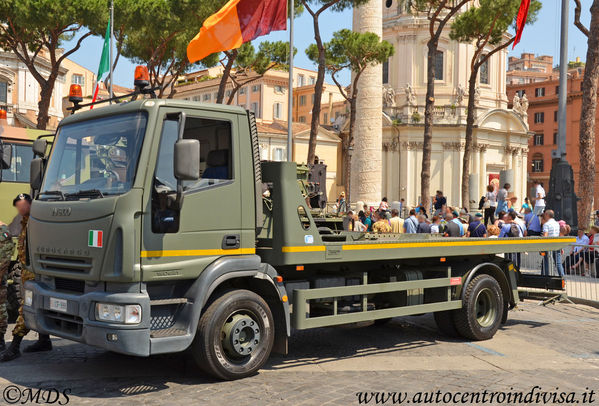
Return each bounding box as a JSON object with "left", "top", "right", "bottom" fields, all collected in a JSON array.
[{"left": 187, "top": 0, "right": 287, "bottom": 63}]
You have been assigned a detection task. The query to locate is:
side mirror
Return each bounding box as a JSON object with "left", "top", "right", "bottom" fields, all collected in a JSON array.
[
  {"left": 30, "top": 157, "right": 43, "bottom": 190},
  {"left": 32, "top": 138, "right": 48, "bottom": 157},
  {"left": 0, "top": 142, "right": 11, "bottom": 170},
  {"left": 174, "top": 139, "right": 200, "bottom": 181}
]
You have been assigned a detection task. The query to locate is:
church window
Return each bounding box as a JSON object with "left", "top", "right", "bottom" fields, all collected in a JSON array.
[
  {"left": 480, "top": 58, "right": 489, "bottom": 85},
  {"left": 434, "top": 51, "right": 444, "bottom": 81}
]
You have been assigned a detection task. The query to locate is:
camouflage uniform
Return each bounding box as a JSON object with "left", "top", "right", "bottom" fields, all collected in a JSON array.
[
  {"left": 0, "top": 224, "right": 15, "bottom": 337},
  {"left": 12, "top": 215, "right": 32, "bottom": 338}
]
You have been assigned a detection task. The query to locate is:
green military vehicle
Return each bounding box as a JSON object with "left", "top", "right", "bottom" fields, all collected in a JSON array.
[{"left": 18, "top": 74, "right": 574, "bottom": 381}]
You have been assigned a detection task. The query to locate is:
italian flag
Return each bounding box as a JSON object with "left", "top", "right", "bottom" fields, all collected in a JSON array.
[
  {"left": 88, "top": 230, "right": 103, "bottom": 248},
  {"left": 91, "top": 18, "right": 111, "bottom": 108}
]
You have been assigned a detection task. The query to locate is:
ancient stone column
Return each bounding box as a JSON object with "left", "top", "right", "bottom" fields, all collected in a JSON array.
[{"left": 351, "top": 0, "right": 382, "bottom": 205}]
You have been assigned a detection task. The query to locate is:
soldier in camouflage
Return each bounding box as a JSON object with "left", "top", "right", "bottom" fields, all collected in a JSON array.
[
  {"left": 0, "top": 194, "right": 53, "bottom": 362},
  {"left": 0, "top": 222, "right": 15, "bottom": 352}
]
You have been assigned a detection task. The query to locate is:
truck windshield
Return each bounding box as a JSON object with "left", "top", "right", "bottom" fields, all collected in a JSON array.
[{"left": 40, "top": 112, "right": 147, "bottom": 200}]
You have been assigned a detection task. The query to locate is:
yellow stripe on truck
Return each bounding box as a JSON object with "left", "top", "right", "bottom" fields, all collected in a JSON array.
[
  {"left": 141, "top": 248, "right": 255, "bottom": 258},
  {"left": 281, "top": 245, "right": 327, "bottom": 253}
]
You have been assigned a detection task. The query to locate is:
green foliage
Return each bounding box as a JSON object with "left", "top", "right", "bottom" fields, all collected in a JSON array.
[
  {"left": 302, "top": 0, "right": 370, "bottom": 13},
  {"left": 306, "top": 29, "right": 394, "bottom": 79},
  {"left": 450, "top": 0, "right": 541, "bottom": 47},
  {"left": 411, "top": 111, "right": 421, "bottom": 122},
  {"left": 235, "top": 41, "right": 295, "bottom": 74}
]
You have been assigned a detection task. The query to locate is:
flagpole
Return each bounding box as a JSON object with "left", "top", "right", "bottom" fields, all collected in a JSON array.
[
  {"left": 109, "top": 0, "right": 114, "bottom": 102},
  {"left": 287, "top": 0, "right": 294, "bottom": 162}
]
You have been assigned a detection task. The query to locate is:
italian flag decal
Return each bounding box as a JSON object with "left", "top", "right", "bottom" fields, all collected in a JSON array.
[{"left": 88, "top": 230, "right": 103, "bottom": 248}]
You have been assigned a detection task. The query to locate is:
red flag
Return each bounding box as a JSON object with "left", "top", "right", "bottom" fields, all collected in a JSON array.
[
  {"left": 512, "top": 0, "right": 531, "bottom": 49},
  {"left": 187, "top": 0, "right": 287, "bottom": 64}
]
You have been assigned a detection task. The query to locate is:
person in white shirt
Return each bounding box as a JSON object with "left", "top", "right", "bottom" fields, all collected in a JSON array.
[
  {"left": 541, "top": 210, "right": 564, "bottom": 276},
  {"left": 564, "top": 228, "right": 590, "bottom": 274},
  {"left": 533, "top": 181, "right": 546, "bottom": 216}
]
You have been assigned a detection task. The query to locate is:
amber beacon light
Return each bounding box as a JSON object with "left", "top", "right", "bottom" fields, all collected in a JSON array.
[
  {"left": 134, "top": 65, "right": 150, "bottom": 89},
  {"left": 68, "top": 84, "right": 83, "bottom": 103}
]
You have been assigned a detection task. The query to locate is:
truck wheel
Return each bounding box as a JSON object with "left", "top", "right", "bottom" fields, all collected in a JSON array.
[
  {"left": 192, "top": 289, "right": 274, "bottom": 380},
  {"left": 454, "top": 274, "right": 503, "bottom": 341},
  {"left": 433, "top": 311, "right": 459, "bottom": 338}
]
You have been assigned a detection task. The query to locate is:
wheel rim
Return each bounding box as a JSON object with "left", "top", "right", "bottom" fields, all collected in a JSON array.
[
  {"left": 474, "top": 288, "right": 497, "bottom": 328},
  {"left": 220, "top": 311, "right": 262, "bottom": 361}
]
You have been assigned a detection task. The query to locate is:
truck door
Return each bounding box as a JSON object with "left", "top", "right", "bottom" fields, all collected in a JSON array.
[{"left": 141, "top": 109, "right": 242, "bottom": 281}]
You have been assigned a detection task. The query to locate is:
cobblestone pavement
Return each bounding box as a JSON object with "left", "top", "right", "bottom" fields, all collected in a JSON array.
[{"left": 2, "top": 301, "right": 599, "bottom": 405}]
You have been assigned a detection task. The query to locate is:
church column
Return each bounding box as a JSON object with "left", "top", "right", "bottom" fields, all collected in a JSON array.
[
  {"left": 351, "top": 0, "right": 382, "bottom": 205},
  {"left": 473, "top": 144, "right": 480, "bottom": 198},
  {"left": 479, "top": 144, "right": 488, "bottom": 191}
]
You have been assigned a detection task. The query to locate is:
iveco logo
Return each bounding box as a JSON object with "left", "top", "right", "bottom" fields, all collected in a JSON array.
[{"left": 52, "top": 207, "right": 72, "bottom": 216}]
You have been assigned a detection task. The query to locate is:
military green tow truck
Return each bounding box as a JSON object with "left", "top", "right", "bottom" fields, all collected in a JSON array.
[{"left": 20, "top": 71, "right": 574, "bottom": 380}]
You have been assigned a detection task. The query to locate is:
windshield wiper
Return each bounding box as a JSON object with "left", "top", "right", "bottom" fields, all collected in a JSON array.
[
  {"left": 64, "top": 189, "right": 104, "bottom": 200},
  {"left": 38, "top": 190, "right": 65, "bottom": 201}
]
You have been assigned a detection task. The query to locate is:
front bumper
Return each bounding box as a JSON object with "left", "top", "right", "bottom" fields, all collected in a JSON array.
[{"left": 23, "top": 280, "right": 152, "bottom": 357}]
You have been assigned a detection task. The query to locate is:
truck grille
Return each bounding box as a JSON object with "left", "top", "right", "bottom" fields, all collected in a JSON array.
[
  {"left": 43, "top": 310, "right": 83, "bottom": 337},
  {"left": 54, "top": 278, "right": 85, "bottom": 294},
  {"left": 38, "top": 255, "right": 92, "bottom": 274}
]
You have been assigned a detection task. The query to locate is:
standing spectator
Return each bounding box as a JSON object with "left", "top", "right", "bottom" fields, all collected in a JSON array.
[
  {"left": 495, "top": 183, "right": 510, "bottom": 216},
  {"left": 541, "top": 210, "right": 564, "bottom": 277},
  {"left": 336, "top": 192, "right": 347, "bottom": 215},
  {"left": 417, "top": 215, "right": 431, "bottom": 233},
  {"left": 499, "top": 211, "right": 524, "bottom": 268},
  {"left": 364, "top": 210, "right": 374, "bottom": 232},
  {"left": 433, "top": 191, "right": 447, "bottom": 216},
  {"left": 483, "top": 185, "right": 497, "bottom": 226},
  {"left": 467, "top": 213, "right": 487, "bottom": 237},
  {"left": 524, "top": 206, "right": 542, "bottom": 236},
  {"left": 389, "top": 209, "right": 404, "bottom": 233},
  {"left": 520, "top": 197, "right": 532, "bottom": 213},
  {"left": 444, "top": 213, "right": 462, "bottom": 237},
  {"left": 404, "top": 209, "right": 419, "bottom": 234},
  {"left": 533, "top": 181, "right": 546, "bottom": 216},
  {"left": 353, "top": 213, "right": 367, "bottom": 232},
  {"left": 594, "top": 210, "right": 599, "bottom": 227},
  {"left": 431, "top": 215, "right": 442, "bottom": 234},
  {"left": 379, "top": 197, "right": 389, "bottom": 212},
  {"left": 458, "top": 215, "right": 469, "bottom": 236},
  {"left": 372, "top": 211, "right": 392, "bottom": 233},
  {"left": 344, "top": 211, "right": 354, "bottom": 231},
  {"left": 400, "top": 198, "right": 406, "bottom": 217}
]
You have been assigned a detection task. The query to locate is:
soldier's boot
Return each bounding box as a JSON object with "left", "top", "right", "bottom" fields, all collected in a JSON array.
[
  {"left": 0, "top": 335, "right": 23, "bottom": 362},
  {"left": 0, "top": 336, "right": 5, "bottom": 352},
  {"left": 23, "top": 334, "right": 52, "bottom": 353}
]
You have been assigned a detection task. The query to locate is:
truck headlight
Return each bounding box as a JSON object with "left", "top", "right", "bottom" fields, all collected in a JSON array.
[
  {"left": 95, "top": 303, "right": 142, "bottom": 324},
  {"left": 24, "top": 289, "right": 33, "bottom": 307}
]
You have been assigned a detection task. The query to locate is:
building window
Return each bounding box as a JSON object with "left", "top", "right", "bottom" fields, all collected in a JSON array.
[
  {"left": 311, "top": 94, "right": 315, "bottom": 104},
  {"left": 532, "top": 159, "right": 544, "bottom": 173},
  {"left": 534, "top": 133, "right": 544, "bottom": 146},
  {"left": 516, "top": 90, "right": 526, "bottom": 97},
  {"left": 299, "top": 95, "right": 306, "bottom": 106},
  {"left": 225, "top": 90, "right": 232, "bottom": 97},
  {"left": 203, "top": 93, "right": 211, "bottom": 101},
  {"left": 535, "top": 87, "right": 545, "bottom": 97},
  {"left": 554, "top": 110, "right": 558, "bottom": 122},
  {"left": 252, "top": 85, "right": 260, "bottom": 93},
  {"left": 251, "top": 102, "right": 260, "bottom": 118},
  {"left": 72, "top": 74, "right": 84, "bottom": 86},
  {"left": 323, "top": 112, "right": 328, "bottom": 124},
  {"left": 479, "top": 58, "right": 489, "bottom": 85},
  {"left": 382, "top": 60, "right": 389, "bottom": 84},
  {"left": 553, "top": 132, "right": 558, "bottom": 145},
  {"left": 273, "top": 148, "right": 285, "bottom": 162},
  {"left": 555, "top": 85, "right": 559, "bottom": 94},
  {"left": 581, "top": 82, "right": 584, "bottom": 91},
  {"left": 274, "top": 85, "right": 284, "bottom": 94},
  {"left": 273, "top": 102, "right": 283, "bottom": 119},
  {"left": 297, "top": 74, "right": 305, "bottom": 87},
  {"left": 309, "top": 77, "right": 316, "bottom": 85},
  {"left": 213, "top": 92, "right": 219, "bottom": 99},
  {"left": 0, "top": 81, "right": 7, "bottom": 109},
  {"left": 434, "top": 50, "right": 444, "bottom": 81},
  {"left": 192, "top": 95, "right": 200, "bottom": 102},
  {"left": 534, "top": 112, "right": 544, "bottom": 123},
  {"left": 299, "top": 116, "right": 306, "bottom": 123},
  {"left": 239, "top": 87, "right": 246, "bottom": 95}
]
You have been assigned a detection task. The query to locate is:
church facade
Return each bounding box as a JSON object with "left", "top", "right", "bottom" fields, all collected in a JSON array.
[{"left": 377, "top": 2, "right": 531, "bottom": 209}]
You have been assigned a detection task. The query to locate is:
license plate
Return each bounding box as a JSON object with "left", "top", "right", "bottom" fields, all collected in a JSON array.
[{"left": 49, "top": 297, "right": 68, "bottom": 313}]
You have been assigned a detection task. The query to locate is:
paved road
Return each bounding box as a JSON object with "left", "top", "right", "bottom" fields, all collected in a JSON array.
[{"left": 2, "top": 301, "right": 599, "bottom": 405}]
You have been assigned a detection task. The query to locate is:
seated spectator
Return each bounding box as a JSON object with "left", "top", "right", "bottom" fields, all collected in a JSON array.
[
  {"left": 564, "top": 228, "right": 590, "bottom": 274},
  {"left": 417, "top": 215, "right": 431, "bottom": 233},
  {"left": 524, "top": 206, "right": 542, "bottom": 236},
  {"left": 372, "top": 210, "right": 392, "bottom": 233},
  {"left": 494, "top": 211, "right": 507, "bottom": 229},
  {"left": 467, "top": 213, "right": 487, "bottom": 237}
]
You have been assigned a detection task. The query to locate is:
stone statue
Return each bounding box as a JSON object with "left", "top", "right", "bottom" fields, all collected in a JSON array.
[
  {"left": 512, "top": 94, "right": 522, "bottom": 115},
  {"left": 520, "top": 94, "right": 529, "bottom": 115},
  {"left": 383, "top": 85, "right": 396, "bottom": 107},
  {"left": 455, "top": 84, "right": 465, "bottom": 105},
  {"left": 473, "top": 86, "right": 481, "bottom": 102},
  {"left": 404, "top": 83, "right": 416, "bottom": 106}
]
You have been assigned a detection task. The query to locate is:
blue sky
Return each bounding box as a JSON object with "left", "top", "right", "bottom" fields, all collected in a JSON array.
[{"left": 62, "top": 0, "right": 591, "bottom": 89}]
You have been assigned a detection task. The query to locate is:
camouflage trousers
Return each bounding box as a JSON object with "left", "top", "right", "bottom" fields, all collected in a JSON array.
[
  {"left": 12, "top": 268, "right": 34, "bottom": 338},
  {"left": 0, "top": 262, "right": 8, "bottom": 337}
]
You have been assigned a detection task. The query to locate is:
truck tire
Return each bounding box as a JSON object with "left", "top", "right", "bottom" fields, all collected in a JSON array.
[
  {"left": 192, "top": 289, "right": 274, "bottom": 380},
  {"left": 433, "top": 311, "right": 459, "bottom": 338},
  {"left": 6, "top": 263, "right": 22, "bottom": 323},
  {"left": 454, "top": 274, "right": 503, "bottom": 341}
]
